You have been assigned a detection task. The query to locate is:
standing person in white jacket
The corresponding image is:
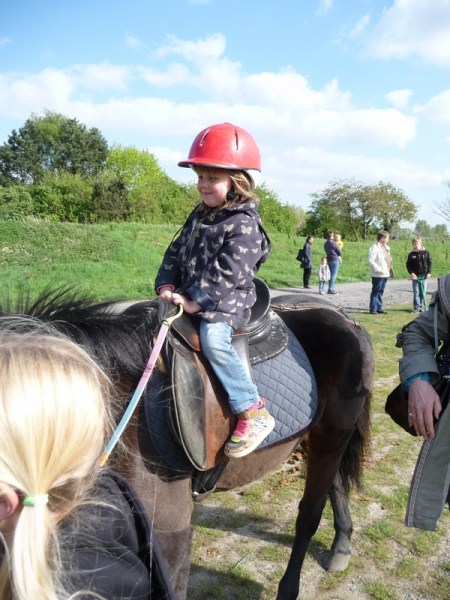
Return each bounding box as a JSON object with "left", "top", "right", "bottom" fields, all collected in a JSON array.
[{"left": 367, "top": 230, "right": 393, "bottom": 315}]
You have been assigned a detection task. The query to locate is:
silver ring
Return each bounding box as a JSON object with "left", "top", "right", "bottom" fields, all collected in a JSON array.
[{"left": 409, "top": 412, "right": 415, "bottom": 418}]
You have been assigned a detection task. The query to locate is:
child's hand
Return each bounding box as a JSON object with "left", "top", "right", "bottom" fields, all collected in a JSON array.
[
  {"left": 173, "top": 294, "right": 201, "bottom": 314},
  {"left": 158, "top": 287, "right": 174, "bottom": 302}
]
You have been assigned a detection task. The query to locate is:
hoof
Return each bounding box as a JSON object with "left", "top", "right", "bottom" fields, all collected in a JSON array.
[{"left": 326, "top": 551, "right": 351, "bottom": 571}]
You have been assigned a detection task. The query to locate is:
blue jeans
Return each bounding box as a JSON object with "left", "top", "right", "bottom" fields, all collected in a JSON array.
[
  {"left": 412, "top": 278, "right": 428, "bottom": 311},
  {"left": 328, "top": 260, "right": 340, "bottom": 292},
  {"left": 199, "top": 321, "right": 260, "bottom": 414},
  {"left": 370, "top": 277, "right": 387, "bottom": 313}
]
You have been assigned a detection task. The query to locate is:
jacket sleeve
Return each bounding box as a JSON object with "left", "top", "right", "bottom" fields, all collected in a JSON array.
[
  {"left": 427, "top": 250, "right": 432, "bottom": 275},
  {"left": 154, "top": 212, "right": 197, "bottom": 293},
  {"left": 399, "top": 293, "right": 450, "bottom": 385},
  {"left": 367, "top": 244, "right": 380, "bottom": 274},
  {"left": 61, "top": 470, "right": 176, "bottom": 600},
  {"left": 406, "top": 252, "right": 413, "bottom": 274}
]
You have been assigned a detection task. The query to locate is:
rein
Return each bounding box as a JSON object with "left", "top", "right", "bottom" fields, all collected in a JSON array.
[{"left": 100, "top": 304, "right": 183, "bottom": 465}]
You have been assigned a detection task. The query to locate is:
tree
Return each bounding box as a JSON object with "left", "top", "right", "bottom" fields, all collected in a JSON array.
[
  {"left": 432, "top": 223, "right": 448, "bottom": 238},
  {"left": 0, "top": 185, "right": 34, "bottom": 220},
  {"left": 435, "top": 184, "right": 450, "bottom": 223},
  {"left": 371, "top": 181, "right": 417, "bottom": 232},
  {"left": 256, "top": 184, "right": 297, "bottom": 234},
  {"left": 104, "top": 145, "right": 195, "bottom": 223},
  {"left": 304, "top": 179, "right": 417, "bottom": 240},
  {"left": 30, "top": 173, "right": 95, "bottom": 221},
  {"left": 91, "top": 177, "right": 130, "bottom": 222},
  {"left": 0, "top": 111, "right": 108, "bottom": 184},
  {"left": 415, "top": 220, "right": 432, "bottom": 237}
]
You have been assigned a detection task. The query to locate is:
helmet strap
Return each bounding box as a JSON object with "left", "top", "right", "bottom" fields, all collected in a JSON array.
[{"left": 226, "top": 188, "right": 236, "bottom": 202}]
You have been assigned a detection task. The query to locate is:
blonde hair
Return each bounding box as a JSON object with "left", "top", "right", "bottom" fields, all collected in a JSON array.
[
  {"left": 0, "top": 318, "right": 112, "bottom": 600},
  {"left": 193, "top": 165, "right": 258, "bottom": 211}
]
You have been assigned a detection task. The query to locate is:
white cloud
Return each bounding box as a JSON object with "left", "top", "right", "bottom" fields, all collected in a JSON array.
[
  {"left": 124, "top": 32, "right": 145, "bottom": 50},
  {"left": 0, "top": 68, "right": 76, "bottom": 118},
  {"left": 415, "top": 89, "right": 450, "bottom": 125},
  {"left": 316, "top": 0, "right": 333, "bottom": 17},
  {"left": 72, "top": 63, "right": 131, "bottom": 91},
  {"left": 385, "top": 89, "right": 413, "bottom": 110},
  {"left": 348, "top": 14, "right": 371, "bottom": 39},
  {"left": 155, "top": 33, "right": 226, "bottom": 62},
  {"left": 0, "top": 31, "right": 417, "bottom": 152},
  {"left": 139, "top": 64, "right": 190, "bottom": 87},
  {"left": 365, "top": 0, "right": 450, "bottom": 66}
]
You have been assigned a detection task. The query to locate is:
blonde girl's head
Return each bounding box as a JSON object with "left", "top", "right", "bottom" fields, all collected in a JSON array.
[
  {"left": 412, "top": 236, "right": 423, "bottom": 249},
  {"left": 321, "top": 256, "right": 328, "bottom": 265},
  {"left": 0, "top": 318, "right": 112, "bottom": 600}
]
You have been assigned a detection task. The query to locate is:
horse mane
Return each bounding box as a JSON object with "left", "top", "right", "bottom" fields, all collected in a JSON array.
[{"left": 0, "top": 287, "right": 159, "bottom": 380}]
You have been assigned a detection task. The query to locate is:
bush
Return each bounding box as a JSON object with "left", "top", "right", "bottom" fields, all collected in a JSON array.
[{"left": 0, "top": 185, "right": 34, "bottom": 220}]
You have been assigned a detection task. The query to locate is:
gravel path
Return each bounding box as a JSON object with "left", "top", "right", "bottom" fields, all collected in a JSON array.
[{"left": 271, "top": 278, "right": 438, "bottom": 314}]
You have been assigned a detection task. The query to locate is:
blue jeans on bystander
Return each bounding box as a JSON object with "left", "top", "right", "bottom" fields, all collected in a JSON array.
[
  {"left": 370, "top": 277, "right": 388, "bottom": 313},
  {"left": 327, "top": 259, "right": 340, "bottom": 293},
  {"left": 412, "top": 278, "right": 428, "bottom": 311}
]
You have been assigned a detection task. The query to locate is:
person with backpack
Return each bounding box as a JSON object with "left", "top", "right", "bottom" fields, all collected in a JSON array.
[{"left": 298, "top": 235, "right": 314, "bottom": 289}]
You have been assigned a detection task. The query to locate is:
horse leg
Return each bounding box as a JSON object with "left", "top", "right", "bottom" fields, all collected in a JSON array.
[
  {"left": 115, "top": 411, "right": 195, "bottom": 600},
  {"left": 327, "top": 469, "right": 352, "bottom": 571},
  {"left": 276, "top": 425, "right": 354, "bottom": 600}
]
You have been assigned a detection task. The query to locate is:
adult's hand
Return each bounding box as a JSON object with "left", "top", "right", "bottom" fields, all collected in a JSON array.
[{"left": 408, "top": 379, "right": 442, "bottom": 438}]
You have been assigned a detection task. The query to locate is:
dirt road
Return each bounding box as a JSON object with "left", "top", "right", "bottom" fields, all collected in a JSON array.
[{"left": 271, "top": 278, "right": 437, "bottom": 314}]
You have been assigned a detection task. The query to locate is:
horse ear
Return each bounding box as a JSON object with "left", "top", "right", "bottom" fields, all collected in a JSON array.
[{"left": 0, "top": 483, "right": 20, "bottom": 522}]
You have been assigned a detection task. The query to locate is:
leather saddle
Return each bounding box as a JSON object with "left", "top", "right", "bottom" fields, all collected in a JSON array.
[{"left": 160, "top": 279, "right": 289, "bottom": 471}]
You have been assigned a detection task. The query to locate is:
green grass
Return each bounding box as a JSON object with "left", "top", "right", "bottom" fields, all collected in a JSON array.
[{"left": 1, "top": 219, "right": 449, "bottom": 300}]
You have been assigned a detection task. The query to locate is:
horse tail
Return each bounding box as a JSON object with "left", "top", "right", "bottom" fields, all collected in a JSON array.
[{"left": 339, "top": 390, "right": 372, "bottom": 495}]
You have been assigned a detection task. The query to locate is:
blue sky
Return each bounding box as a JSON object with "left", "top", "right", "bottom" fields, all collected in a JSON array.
[{"left": 1, "top": 0, "right": 450, "bottom": 226}]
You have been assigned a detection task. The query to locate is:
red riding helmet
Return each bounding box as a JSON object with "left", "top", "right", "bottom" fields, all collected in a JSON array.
[{"left": 178, "top": 123, "right": 261, "bottom": 183}]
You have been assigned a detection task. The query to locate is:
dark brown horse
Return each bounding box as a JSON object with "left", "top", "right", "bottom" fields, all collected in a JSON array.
[{"left": 0, "top": 288, "right": 373, "bottom": 600}]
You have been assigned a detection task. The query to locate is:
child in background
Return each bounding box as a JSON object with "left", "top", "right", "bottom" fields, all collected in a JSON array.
[
  {"left": 318, "top": 256, "right": 331, "bottom": 295},
  {"left": 155, "top": 122, "right": 274, "bottom": 459},
  {"left": 334, "top": 233, "right": 344, "bottom": 250},
  {"left": 406, "top": 236, "right": 432, "bottom": 313}
]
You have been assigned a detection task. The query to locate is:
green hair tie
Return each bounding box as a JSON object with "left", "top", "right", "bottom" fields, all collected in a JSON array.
[{"left": 23, "top": 494, "right": 49, "bottom": 507}]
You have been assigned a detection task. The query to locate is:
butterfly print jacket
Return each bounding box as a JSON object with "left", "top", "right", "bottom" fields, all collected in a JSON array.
[{"left": 155, "top": 201, "right": 271, "bottom": 330}]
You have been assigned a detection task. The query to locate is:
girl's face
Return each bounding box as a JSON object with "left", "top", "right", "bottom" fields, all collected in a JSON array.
[{"left": 196, "top": 168, "right": 232, "bottom": 208}]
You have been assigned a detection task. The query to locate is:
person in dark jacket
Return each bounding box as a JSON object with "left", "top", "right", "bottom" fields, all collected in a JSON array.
[
  {"left": 323, "top": 230, "right": 342, "bottom": 294},
  {"left": 155, "top": 122, "right": 274, "bottom": 459},
  {"left": 300, "top": 235, "right": 314, "bottom": 288},
  {"left": 398, "top": 274, "right": 450, "bottom": 531},
  {"left": 0, "top": 321, "right": 175, "bottom": 600},
  {"left": 406, "top": 236, "right": 432, "bottom": 313},
  {"left": 61, "top": 469, "right": 174, "bottom": 600}
]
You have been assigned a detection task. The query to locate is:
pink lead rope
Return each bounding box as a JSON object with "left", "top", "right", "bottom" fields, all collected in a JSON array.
[{"left": 100, "top": 304, "right": 183, "bottom": 466}]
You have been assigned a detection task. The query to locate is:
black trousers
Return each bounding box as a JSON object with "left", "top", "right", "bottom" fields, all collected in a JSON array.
[{"left": 302, "top": 268, "right": 312, "bottom": 287}]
